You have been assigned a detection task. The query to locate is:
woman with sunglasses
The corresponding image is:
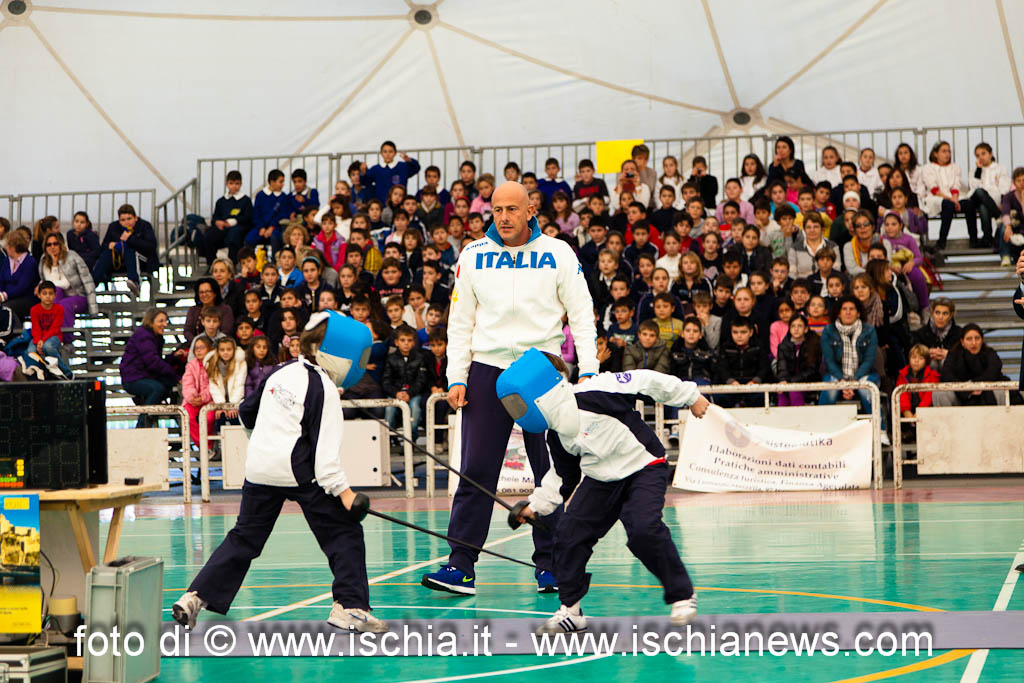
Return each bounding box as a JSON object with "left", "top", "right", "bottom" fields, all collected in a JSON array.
[{"left": 37, "top": 232, "right": 98, "bottom": 341}]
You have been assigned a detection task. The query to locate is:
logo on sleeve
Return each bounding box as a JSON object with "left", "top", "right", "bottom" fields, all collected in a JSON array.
[{"left": 615, "top": 372, "right": 632, "bottom": 383}]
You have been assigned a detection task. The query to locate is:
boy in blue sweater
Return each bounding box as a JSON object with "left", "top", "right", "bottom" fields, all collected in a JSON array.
[
  {"left": 537, "top": 157, "right": 572, "bottom": 205},
  {"left": 202, "top": 170, "right": 252, "bottom": 265},
  {"left": 287, "top": 168, "right": 320, "bottom": 219},
  {"left": 360, "top": 141, "right": 421, "bottom": 203},
  {"left": 248, "top": 169, "right": 288, "bottom": 252}
]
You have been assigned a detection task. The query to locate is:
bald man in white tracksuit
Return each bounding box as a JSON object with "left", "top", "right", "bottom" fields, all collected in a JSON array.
[{"left": 421, "top": 183, "right": 597, "bottom": 595}]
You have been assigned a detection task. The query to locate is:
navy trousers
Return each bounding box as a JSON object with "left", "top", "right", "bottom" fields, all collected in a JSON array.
[
  {"left": 447, "top": 361, "right": 559, "bottom": 575},
  {"left": 554, "top": 464, "right": 693, "bottom": 607},
  {"left": 189, "top": 481, "right": 370, "bottom": 612}
]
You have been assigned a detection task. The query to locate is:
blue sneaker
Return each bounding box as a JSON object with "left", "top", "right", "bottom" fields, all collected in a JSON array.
[
  {"left": 421, "top": 564, "right": 476, "bottom": 595},
  {"left": 536, "top": 570, "right": 558, "bottom": 594}
]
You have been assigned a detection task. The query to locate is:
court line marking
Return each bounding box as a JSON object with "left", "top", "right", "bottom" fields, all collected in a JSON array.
[
  {"left": 958, "top": 537, "right": 1024, "bottom": 682},
  {"left": 828, "top": 649, "right": 975, "bottom": 683},
  {"left": 241, "top": 529, "right": 532, "bottom": 622},
  {"left": 395, "top": 653, "right": 612, "bottom": 683}
]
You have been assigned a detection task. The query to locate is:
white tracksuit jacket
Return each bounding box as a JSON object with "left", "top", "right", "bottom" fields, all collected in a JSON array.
[
  {"left": 527, "top": 370, "right": 701, "bottom": 516},
  {"left": 446, "top": 218, "right": 598, "bottom": 387}
]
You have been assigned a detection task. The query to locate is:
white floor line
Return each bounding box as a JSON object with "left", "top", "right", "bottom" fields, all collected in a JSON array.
[
  {"left": 241, "top": 529, "right": 532, "bottom": 622},
  {"left": 395, "top": 653, "right": 613, "bottom": 683},
  {"left": 959, "top": 538, "right": 1024, "bottom": 682}
]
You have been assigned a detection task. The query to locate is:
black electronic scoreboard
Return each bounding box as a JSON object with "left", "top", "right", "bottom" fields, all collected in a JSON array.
[{"left": 0, "top": 381, "right": 107, "bottom": 489}]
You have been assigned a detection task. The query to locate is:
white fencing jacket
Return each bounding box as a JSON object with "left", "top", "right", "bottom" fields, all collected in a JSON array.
[
  {"left": 446, "top": 217, "right": 597, "bottom": 387},
  {"left": 528, "top": 370, "right": 701, "bottom": 516},
  {"left": 238, "top": 357, "right": 349, "bottom": 496}
]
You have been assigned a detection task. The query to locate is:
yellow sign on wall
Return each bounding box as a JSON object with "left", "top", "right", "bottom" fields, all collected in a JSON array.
[{"left": 595, "top": 139, "right": 644, "bottom": 174}]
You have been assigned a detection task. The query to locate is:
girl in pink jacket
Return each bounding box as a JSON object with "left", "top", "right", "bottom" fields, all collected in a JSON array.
[{"left": 182, "top": 335, "right": 215, "bottom": 448}]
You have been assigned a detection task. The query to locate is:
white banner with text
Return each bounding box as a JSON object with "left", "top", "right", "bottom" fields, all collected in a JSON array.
[{"left": 673, "top": 406, "right": 873, "bottom": 492}]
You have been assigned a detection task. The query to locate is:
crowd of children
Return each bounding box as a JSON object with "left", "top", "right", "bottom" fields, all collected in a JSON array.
[{"left": 9, "top": 136, "right": 993, "bottom": 441}]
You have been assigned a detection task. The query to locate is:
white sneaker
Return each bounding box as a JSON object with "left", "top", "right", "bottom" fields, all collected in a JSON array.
[
  {"left": 126, "top": 279, "right": 141, "bottom": 299},
  {"left": 536, "top": 602, "right": 587, "bottom": 635},
  {"left": 880, "top": 432, "right": 891, "bottom": 447},
  {"left": 1001, "top": 255, "right": 1012, "bottom": 267},
  {"left": 171, "top": 591, "right": 207, "bottom": 630},
  {"left": 327, "top": 603, "right": 389, "bottom": 633},
  {"left": 670, "top": 594, "right": 698, "bottom": 626},
  {"left": 43, "top": 356, "right": 72, "bottom": 380}
]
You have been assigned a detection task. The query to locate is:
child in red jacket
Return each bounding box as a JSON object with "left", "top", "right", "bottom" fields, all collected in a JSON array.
[
  {"left": 897, "top": 344, "right": 941, "bottom": 422},
  {"left": 25, "top": 280, "right": 72, "bottom": 379}
]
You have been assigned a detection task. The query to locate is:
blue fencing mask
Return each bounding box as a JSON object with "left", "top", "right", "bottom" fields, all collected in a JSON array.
[
  {"left": 303, "top": 310, "right": 372, "bottom": 389},
  {"left": 495, "top": 348, "right": 580, "bottom": 437}
]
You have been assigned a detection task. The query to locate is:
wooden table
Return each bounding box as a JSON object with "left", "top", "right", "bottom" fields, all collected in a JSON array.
[{"left": 21, "top": 483, "right": 162, "bottom": 608}]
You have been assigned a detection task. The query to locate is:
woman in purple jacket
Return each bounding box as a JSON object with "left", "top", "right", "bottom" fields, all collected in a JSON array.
[
  {"left": 0, "top": 230, "right": 40, "bottom": 322},
  {"left": 120, "top": 307, "right": 186, "bottom": 426}
]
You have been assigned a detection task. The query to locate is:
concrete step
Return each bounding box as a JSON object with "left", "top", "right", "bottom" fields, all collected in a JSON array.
[
  {"left": 937, "top": 277, "right": 1020, "bottom": 292},
  {"left": 954, "top": 300, "right": 1023, "bottom": 312},
  {"left": 936, "top": 262, "right": 1013, "bottom": 274}
]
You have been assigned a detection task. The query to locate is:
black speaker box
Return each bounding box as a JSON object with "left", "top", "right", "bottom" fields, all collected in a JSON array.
[{"left": 0, "top": 380, "right": 107, "bottom": 489}]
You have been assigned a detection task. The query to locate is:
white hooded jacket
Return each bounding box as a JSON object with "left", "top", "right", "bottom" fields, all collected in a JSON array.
[{"left": 446, "top": 217, "right": 597, "bottom": 387}]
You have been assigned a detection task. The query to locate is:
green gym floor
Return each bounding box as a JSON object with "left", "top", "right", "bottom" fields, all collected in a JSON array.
[{"left": 104, "top": 482, "right": 1024, "bottom": 682}]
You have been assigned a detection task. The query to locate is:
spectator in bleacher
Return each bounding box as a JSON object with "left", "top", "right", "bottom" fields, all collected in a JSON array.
[
  {"left": 92, "top": 204, "right": 157, "bottom": 298},
  {"left": 120, "top": 307, "right": 186, "bottom": 425},
  {"left": 819, "top": 295, "right": 887, "bottom": 441},
  {"left": 255, "top": 263, "right": 281, "bottom": 311},
  {"left": 66, "top": 211, "right": 101, "bottom": 271},
  {"left": 775, "top": 315, "right": 821, "bottom": 406},
  {"left": 893, "top": 143, "right": 926, "bottom": 199},
  {"left": 0, "top": 230, "right": 39, "bottom": 323},
  {"left": 267, "top": 289, "right": 306, "bottom": 349},
  {"left": 731, "top": 225, "right": 773, "bottom": 275},
  {"left": 715, "top": 318, "right": 771, "bottom": 407},
  {"left": 766, "top": 136, "right": 806, "bottom": 186},
  {"left": 31, "top": 216, "right": 60, "bottom": 261},
  {"left": 416, "top": 165, "right": 450, "bottom": 206},
  {"left": 811, "top": 145, "right": 843, "bottom": 188},
  {"left": 998, "top": 167, "right": 1024, "bottom": 267},
  {"left": 469, "top": 174, "right": 495, "bottom": 222},
  {"left": 360, "top": 141, "right": 421, "bottom": 203},
  {"left": 347, "top": 161, "right": 370, "bottom": 209},
  {"left": 687, "top": 156, "right": 718, "bottom": 209},
  {"left": 789, "top": 212, "right": 834, "bottom": 279},
  {"left": 286, "top": 168, "right": 320, "bottom": 220},
  {"left": 934, "top": 324, "right": 1008, "bottom": 406},
  {"left": 311, "top": 212, "right": 345, "bottom": 273},
  {"left": 242, "top": 290, "right": 269, "bottom": 334},
  {"left": 878, "top": 186, "right": 927, "bottom": 240},
  {"left": 38, "top": 232, "right": 98, "bottom": 340},
  {"left": 739, "top": 153, "right": 768, "bottom": 201},
  {"left": 181, "top": 334, "right": 215, "bottom": 448},
  {"left": 669, "top": 316, "right": 714, "bottom": 386},
  {"left": 248, "top": 170, "right": 288, "bottom": 252},
  {"left": 295, "top": 255, "right": 333, "bottom": 313},
  {"left": 0, "top": 217, "right": 8, "bottom": 252},
  {"left": 623, "top": 319, "right": 670, "bottom": 373},
  {"left": 417, "top": 186, "right": 444, "bottom": 228},
  {"left": 967, "top": 143, "right": 1011, "bottom": 251},
  {"left": 275, "top": 245, "right": 302, "bottom": 289},
  {"left": 18, "top": 281, "right": 71, "bottom": 379},
  {"left": 420, "top": 260, "right": 450, "bottom": 306},
  {"left": 233, "top": 247, "right": 260, "bottom": 291},
  {"left": 856, "top": 148, "right": 883, "bottom": 198},
  {"left": 424, "top": 328, "right": 449, "bottom": 430},
  {"left": 671, "top": 252, "right": 712, "bottom": 304},
  {"left": 209, "top": 257, "right": 245, "bottom": 317},
  {"left": 572, "top": 158, "right": 609, "bottom": 211},
  {"left": 184, "top": 277, "right": 234, "bottom": 343},
  {"left": 896, "top": 344, "right": 941, "bottom": 427},
  {"left": 381, "top": 185, "right": 407, "bottom": 227},
  {"left": 879, "top": 166, "right": 922, "bottom": 213},
  {"left": 716, "top": 178, "right": 755, "bottom": 224},
  {"left": 201, "top": 170, "right": 252, "bottom": 266},
  {"left": 207, "top": 337, "right": 245, "bottom": 422},
  {"left": 244, "top": 336, "right": 275, "bottom": 399},
  {"left": 612, "top": 159, "right": 651, "bottom": 211},
  {"left": 382, "top": 324, "right": 428, "bottom": 437},
  {"left": 921, "top": 140, "right": 981, "bottom": 250},
  {"left": 629, "top": 144, "right": 657, "bottom": 202},
  {"left": 842, "top": 210, "right": 880, "bottom": 276},
  {"left": 912, "top": 298, "right": 959, "bottom": 370},
  {"left": 879, "top": 212, "right": 930, "bottom": 311},
  {"left": 186, "top": 306, "right": 226, "bottom": 362}
]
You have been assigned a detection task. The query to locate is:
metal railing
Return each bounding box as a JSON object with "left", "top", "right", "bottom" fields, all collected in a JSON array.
[
  {"left": 155, "top": 177, "right": 200, "bottom": 276},
  {"left": 105, "top": 405, "right": 193, "bottom": 503},
  {"left": 197, "top": 397, "right": 415, "bottom": 502},
  {"left": 0, "top": 194, "right": 15, "bottom": 226},
  {"left": 15, "top": 188, "right": 156, "bottom": 233},
  {"left": 656, "top": 381, "right": 884, "bottom": 490},
  {"left": 426, "top": 381, "right": 883, "bottom": 492},
  {"left": 196, "top": 153, "right": 335, "bottom": 218},
  {"left": 890, "top": 380, "right": 1019, "bottom": 488},
  {"left": 333, "top": 146, "right": 473, "bottom": 198}
]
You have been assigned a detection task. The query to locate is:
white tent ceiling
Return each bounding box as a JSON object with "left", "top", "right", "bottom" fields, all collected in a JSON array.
[{"left": 1, "top": 0, "right": 1022, "bottom": 199}]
